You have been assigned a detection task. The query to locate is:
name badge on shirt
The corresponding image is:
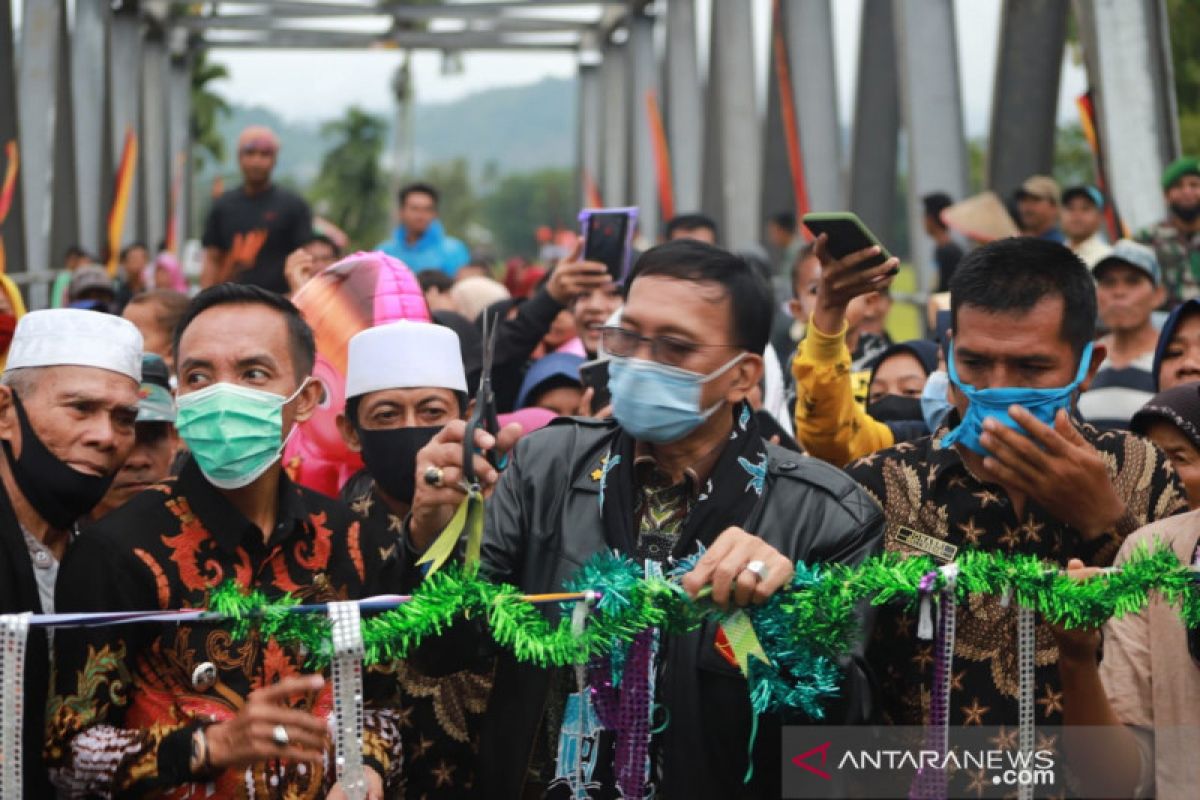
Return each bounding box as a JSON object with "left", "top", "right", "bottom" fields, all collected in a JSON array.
[{"left": 894, "top": 526, "right": 958, "bottom": 563}]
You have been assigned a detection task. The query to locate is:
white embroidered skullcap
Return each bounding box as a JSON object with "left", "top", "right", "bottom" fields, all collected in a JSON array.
[
  {"left": 6, "top": 309, "right": 143, "bottom": 382},
  {"left": 346, "top": 321, "right": 466, "bottom": 399}
]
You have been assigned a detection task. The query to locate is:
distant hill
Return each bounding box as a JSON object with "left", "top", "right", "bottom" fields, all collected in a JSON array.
[{"left": 200, "top": 77, "right": 577, "bottom": 186}]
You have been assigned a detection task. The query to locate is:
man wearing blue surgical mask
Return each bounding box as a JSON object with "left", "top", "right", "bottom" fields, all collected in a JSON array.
[
  {"left": 48, "top": 284, "right": 405, "bottom": 799},
  {"left": 406, "top": 239, "right": 884, "bottom": 798},
  {"left": 843, "top": 237, "right": 1186, "bottom": 786}
]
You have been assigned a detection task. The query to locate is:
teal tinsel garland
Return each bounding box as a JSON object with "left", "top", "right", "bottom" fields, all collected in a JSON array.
[{"left": 205, "top": 543, "right": 1200, "bottom": 718}]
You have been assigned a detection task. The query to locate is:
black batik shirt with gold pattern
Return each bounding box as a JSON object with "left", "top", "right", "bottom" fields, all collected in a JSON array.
[
  {"left": 346, "top": 480, "right": 494, "bottom": 799},
  {"left": 46, "top": 459, "right": 404, "bottom": 799},
  {"left": 843, "top": 422, "right": 1187, "bottom": 731}
]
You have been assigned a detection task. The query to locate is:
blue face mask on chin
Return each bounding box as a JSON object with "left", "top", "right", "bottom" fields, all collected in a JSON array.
[{"left": 938, "top": 341, "right": 1094, "bottom": 456}]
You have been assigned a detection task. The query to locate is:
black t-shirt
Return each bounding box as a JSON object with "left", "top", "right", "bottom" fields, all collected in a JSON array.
[
  {"left": 934, "top": 240, "right": 964, "bottom": 292},
  {"left": 201, "top": 184, "right": 312, "bottom": 293}
]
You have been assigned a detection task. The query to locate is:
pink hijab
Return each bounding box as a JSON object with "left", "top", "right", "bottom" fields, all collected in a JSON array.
[{"left": 144, "top": 253, "right": 188, "bottom": 293}]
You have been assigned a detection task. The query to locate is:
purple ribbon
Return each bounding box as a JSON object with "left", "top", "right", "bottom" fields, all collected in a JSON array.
[
  {"left": 910, "top": 582, "right": 952, "bottom": 800},
  {"left": 588, "top": 628, "right": 656, "bottom": 798},
  {"left": 918, "top": 570, "right": 940, "bottom": 594}
]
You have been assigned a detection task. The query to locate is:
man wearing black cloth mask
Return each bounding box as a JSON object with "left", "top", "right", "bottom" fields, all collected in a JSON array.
[
  {"left": 337, "top": 320, "right": 520, "bottom": 799},
  {"left": 0, "top": 308, "right": 142, "bottom": 797},
  {"left": 407, "top": 240, "right": 883, "bottom": 798}
]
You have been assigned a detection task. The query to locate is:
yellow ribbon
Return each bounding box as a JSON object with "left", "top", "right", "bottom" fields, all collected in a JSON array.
[{"left": 416, "top": 487, "right": 485, "bottom": 576}]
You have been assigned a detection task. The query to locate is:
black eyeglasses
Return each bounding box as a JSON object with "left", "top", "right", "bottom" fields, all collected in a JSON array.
[{"left": 600, "top": 326, "right": 738, "bottom": 368}]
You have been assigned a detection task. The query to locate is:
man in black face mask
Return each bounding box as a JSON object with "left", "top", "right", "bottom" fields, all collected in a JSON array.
[
  {"left": 1136, "top": 156, "right": 1200, "bottom": 307},
  {"left": 336, "top": 320, "right": 499, "bottom": 799},
  {"left": 0, "top": 308, "right": 142, "bottom": 797}
]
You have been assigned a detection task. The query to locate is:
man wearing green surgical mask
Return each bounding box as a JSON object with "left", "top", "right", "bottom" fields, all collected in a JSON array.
[
  {"left": 48, "top": 284, "right": 404, "bottom": 799},
  {"left": 843, "top": 237, "right": 1186, "bottom": 794}
]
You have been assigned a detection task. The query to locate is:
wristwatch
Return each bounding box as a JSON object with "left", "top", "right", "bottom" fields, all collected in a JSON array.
[{"left": 189, "top": 726, "right": 211, "bottom": 775}]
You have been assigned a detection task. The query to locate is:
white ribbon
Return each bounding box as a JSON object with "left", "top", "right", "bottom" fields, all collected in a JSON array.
[
  {"left": 328, "top": 601, "right": 366, "bottom": 800},
  {"left": 1017, "top": 605, "right": 1036, "bottom": 800},
  {"left": 570, "top": 591, "right": 597, "bottom": 800},
  {"left": 0, "top": 613, "right": 31, "bottom": 799}
]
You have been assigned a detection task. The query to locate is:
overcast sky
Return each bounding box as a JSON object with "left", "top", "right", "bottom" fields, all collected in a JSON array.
[{"left": 204, "top": 0, "right": 1088, "bottom": 137}]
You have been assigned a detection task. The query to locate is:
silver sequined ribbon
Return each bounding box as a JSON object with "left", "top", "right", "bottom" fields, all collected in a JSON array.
[
  {"left": 1017, "top": 605, "right": 1036, "bottom": 800},
  {"left": 0, "top": 613, "right": 31, "bottom": 799},
  {"left": 328, "top": 601, "right": 366, "bottom": 800}
]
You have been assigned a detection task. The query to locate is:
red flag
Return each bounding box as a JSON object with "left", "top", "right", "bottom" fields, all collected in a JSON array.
[
  {"left": 645, "top": 89, "right": 675, "bottom": 221},
  {"left": 107, "top": 128, "right": 139, "bottom": 276},
  {"left": 0, "top": 141, "right": 18, "bottom": 275},
  {"left": 1076, "top": 91, "right": 1126, "bottom": 240},
  {"left": 772, "top": 0, "right": 811, "bottom": 235}
]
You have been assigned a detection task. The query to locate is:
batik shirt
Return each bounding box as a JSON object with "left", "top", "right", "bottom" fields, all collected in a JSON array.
[
  {"left": 1136, "top": 221, "right": 1200, "bottom": 306},
  {"left": 346, "top": 481, "right": 493, "bottom": 799},
  {"left": 843, "top": 422, "right": 1186, "bottom": 733},
  {"left": 45, "top": 460, "right": 404, "bottom": 799}
]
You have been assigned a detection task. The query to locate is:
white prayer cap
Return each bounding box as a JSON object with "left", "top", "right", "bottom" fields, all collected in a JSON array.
[
  {"left": 346, "top": 321, "right": 466, "bottom": 399},
  {"left": 6, "top": 309, "right": 143, "bottom": 383}
]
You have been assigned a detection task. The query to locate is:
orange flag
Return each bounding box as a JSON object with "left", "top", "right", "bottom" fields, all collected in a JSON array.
[{"left": 107, "top": 128, "right": 139, "bottom": 276}]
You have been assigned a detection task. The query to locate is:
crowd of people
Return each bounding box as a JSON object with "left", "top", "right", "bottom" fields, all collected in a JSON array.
[{"left": 3, "top": 120, "right": 1200, "bottom": 799}]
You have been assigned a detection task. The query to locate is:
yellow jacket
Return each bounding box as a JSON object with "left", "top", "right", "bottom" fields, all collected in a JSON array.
[{"left": 792, "top": 321, "right": 893, "bottom": 466}]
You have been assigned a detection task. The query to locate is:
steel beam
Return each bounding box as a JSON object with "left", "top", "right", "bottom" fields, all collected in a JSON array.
[
  {"left": 109, "top": 6, "right": 144, "bottom": 247},
  {"left": 784, "top": 0, "right": 842, "bottom": 211},
  {"left": 577, "top": 61, "right": 603, "bottom": 207},
  {"left": 17, "top": 0, "right": 62, "bottom": 279},
  {"left": 167, "top": 50, "right": 193, "bottom": 248},
  {"left": 663, "top": 0, "right": 703, "bottom": 215},
  {"left": 893, "top": 0, "right": 968, "bottom": 289},
  {"left": 142, "top": 30, "right": 170, "bottom": 250},
  {"left": 181, "top": 14, "right": 590, "bottom": 33},
  {"left": 0, "top": 0, "right": 26, "bottom": 274},
  {"left": 168, "top": 0, "right": 622, "bottom": 15},
  {"left": 1074, "top": 0, "right": 1180, "bottom": 231},
  {"left": 50, "top": 4, "right": 79, "bottom": 265},
  {"left": 626, "top": 5, "right": 658, "bottom": 238},
  {"left": 987, "top": 0, "right": 1068, "bottom": 200},
  {"left": 848, "top": 0, "right": 899, "bottom": 247},
  {"left": 71, "top": 0, "right": 108, "bottom": 254},
  {"left": 701, "top": 0, "right": 760, "bottom": 249},
  {"left": 600, "top": 40, "right": 629, "bottom": 207},
  {"left": 202, "top": 31, "right": 578, "bottom": 50}
]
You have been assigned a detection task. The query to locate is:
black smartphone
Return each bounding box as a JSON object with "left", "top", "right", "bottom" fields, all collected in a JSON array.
[
  {"left": 578, "top": 358, "right": 611, "bottom": 413},
  {"left": 583, "top": 211, "right": 633, "bottom": 282},
  {"left": 802, "top": 211, "right": 896, "bottom": 272}
]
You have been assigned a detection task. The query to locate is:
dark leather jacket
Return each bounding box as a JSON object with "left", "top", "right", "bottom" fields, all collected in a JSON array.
[{"left": 463, "top": 417, "right": 884, "bottom": 799}]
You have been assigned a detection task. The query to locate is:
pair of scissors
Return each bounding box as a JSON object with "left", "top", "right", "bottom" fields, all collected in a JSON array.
[{"left": 461, "top": 311, "right": 505, "bottom": 488}]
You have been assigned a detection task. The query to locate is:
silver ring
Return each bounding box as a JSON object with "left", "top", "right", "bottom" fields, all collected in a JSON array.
[
  {"left": 423, "top": 466, "right": 444, "bottom": 488},
  {"left": 743, "top": 559, "right": 769, "bottom": 583},
  {"left": 272, "top": 724, "right": 290, "bottom": 747}
]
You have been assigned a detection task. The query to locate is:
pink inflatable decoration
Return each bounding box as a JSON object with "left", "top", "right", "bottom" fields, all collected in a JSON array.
[{"left": 283, "top": 251, "right": 430, "bottom": 497}]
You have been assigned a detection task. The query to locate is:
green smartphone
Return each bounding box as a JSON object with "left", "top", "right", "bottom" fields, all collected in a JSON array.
[{"left": 802, "top": 211, "right": 896, "bottom": 273}]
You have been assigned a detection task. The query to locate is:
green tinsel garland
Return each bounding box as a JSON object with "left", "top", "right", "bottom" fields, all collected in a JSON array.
[{"left": 208, "top": 543, "right": 1200, "bottom": 709}]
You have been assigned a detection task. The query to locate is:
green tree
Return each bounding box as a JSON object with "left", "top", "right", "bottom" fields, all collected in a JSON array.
[
  {"left": 1168, "top": 0, "right": 1200, "bottom": 154},
  {"left": 1053, "top": 124, "right": 1096, "bottom": 188},
  {"left": 190, "top": 49, "right": 231, "bottom": 172},
  {"left": 480, "top": 168, "right": 574, "bottom": 258},
  {"left": 311, "top": 107, "right": 390, "bottom": 249}
]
